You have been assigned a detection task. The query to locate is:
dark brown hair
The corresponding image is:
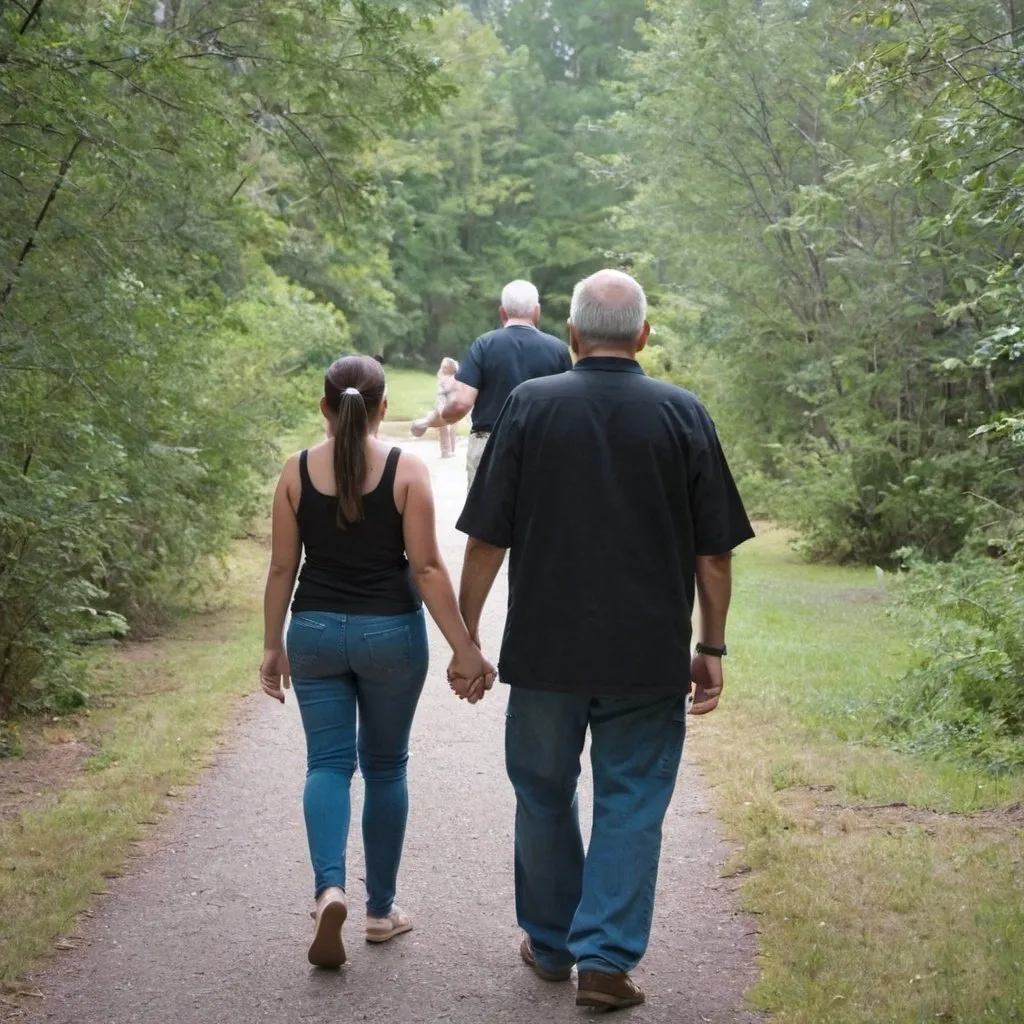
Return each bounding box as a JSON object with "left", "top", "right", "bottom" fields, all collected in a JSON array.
[{"left": 323, "top": 355, "right": 386, "bottom": 528}]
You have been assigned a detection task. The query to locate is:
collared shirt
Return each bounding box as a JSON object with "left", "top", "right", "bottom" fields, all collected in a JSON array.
[
  {"left": 455, "top": 324, "right": 572, "bottom": 434},
  {"left": 456, "top": 356, "right": 755, "bottom": 696}
]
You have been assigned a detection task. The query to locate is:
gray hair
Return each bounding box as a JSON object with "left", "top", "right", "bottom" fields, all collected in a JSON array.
[
  {"left": 569, "top": 269, "right": 647, "bottom": 345},
  {"left": 500, "top": 279, "right": 540, "bottom": 317}
]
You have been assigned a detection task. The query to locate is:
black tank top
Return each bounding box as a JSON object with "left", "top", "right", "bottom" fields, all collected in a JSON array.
[{"left": 291, "top": 447, "right": 421, "bottom": 616}]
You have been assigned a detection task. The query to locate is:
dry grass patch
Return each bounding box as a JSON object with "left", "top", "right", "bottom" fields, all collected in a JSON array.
[{"left": 0, "top": 533, "right": 268, "bottom": 984}]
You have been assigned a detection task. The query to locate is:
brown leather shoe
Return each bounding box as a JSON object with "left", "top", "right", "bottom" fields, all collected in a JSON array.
[
  {"left": 576, "top": 970, "right": 645, "bottom": 1010},
  {"left": 520, "top": 936, "right": 573, "bottom": 982}
]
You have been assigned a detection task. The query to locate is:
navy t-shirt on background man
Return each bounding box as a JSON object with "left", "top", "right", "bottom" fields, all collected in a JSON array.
[{"left": 455, "top": 324, "right": 572, "bottom": 434}]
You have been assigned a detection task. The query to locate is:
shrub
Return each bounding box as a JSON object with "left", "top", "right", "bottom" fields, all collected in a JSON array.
[
  {"left": 0, "top": 269, "right": 345, "bottom": 714},
  {"left": 779, "top": 444, "right": 980, "bottom": 565},
  {"left": 886, "top": 550, "right": 1024, "bottom": 774}
]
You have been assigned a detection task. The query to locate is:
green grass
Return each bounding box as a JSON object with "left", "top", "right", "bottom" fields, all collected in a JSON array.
[
  {"left": 381, "top": 366, "right": 442, "bottom": 422},
  {"left": 693, "top": 523, "right": 1024, "bottom": 1023},
  {"left": 0, "top": 534, "right": 268, "bottom": 982}
]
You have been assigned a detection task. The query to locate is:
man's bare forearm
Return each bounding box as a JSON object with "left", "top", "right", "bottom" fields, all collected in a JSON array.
[
  {"left": 695, "top": 553, "right": 732, "bottom": 647},
  {"left": 425, "top": 400, "right": 472, "bottom": 428},
  {"left": 459, "top": 537, "right": 506, "bottom": 640}
]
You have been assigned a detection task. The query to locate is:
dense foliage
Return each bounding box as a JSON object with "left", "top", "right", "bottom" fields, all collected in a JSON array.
[
  {"left": 2, "top": 0, "right": 1021, "bottom": 765},
  {"left": 888, "top": 551, "right": 1024, "bottom": 773},
  {"left": 614, "top": 0, "right": 1023, "bottom": 764},
  {"left": 0, "top": 0, "right": 444, "bottom": 712},
  {"left": 615, "top": 0, "right": 1023, "bottom": 566}
]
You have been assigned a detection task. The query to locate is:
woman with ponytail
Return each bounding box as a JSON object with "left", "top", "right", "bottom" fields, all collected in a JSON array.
[{"left": 260, "top": 354, "right": 495, "bottom": 969}]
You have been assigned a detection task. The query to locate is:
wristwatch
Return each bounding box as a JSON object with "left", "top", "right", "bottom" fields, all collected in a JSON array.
[{"left": 695, "top": 642, "right": 727, "bottom": 657}]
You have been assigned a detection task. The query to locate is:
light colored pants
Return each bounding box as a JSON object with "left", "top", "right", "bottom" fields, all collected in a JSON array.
[{"left": 466, "top": 432, "right": 489, "bottom": 489}]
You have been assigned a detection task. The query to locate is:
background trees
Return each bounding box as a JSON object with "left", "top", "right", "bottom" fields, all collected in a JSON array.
[
  {"left": 3, "top": 0, "right": 1022, "bottom": 760},
  {"left": 615, "top": 0, "right": 1022, "bottom": 565},
  {"left": 0, "top": 0, "right": 445, "bottom": 711}
]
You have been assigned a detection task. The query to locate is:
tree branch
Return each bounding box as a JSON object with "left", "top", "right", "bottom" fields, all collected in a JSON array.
[
  {"left": 18, "top": 0, "right": 43, "bottom": 33},
  {"left": 0, "top": 135, "right": 85, "bottom": 310}
]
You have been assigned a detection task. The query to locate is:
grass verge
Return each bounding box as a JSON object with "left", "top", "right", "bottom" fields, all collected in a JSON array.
[
  {"left": 0, "top": 533, "right": 267, "bottom": 983},
  {"left": 691, "top": 523, "right": 1024, "bottom": 1023}
]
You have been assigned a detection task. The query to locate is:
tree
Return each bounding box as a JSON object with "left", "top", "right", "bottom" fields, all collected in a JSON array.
[
  {"left": 0, "top": 0, "right": 445, "bottom": 710},
  {"left": 615, "top": 0, "right": 1023, "bottom": 563}
]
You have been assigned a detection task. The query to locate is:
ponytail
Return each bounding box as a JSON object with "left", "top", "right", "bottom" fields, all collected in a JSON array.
[
  {"left": 334, "top": 387, "right": 368, "bottom": 528},
  {"left": 322, "top": 354, "right": 386, "bottom": 527}
]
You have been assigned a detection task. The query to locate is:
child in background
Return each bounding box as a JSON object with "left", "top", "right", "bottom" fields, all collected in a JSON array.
[{"left": 419, "top": 358, "right": 459, "bottom": 458}]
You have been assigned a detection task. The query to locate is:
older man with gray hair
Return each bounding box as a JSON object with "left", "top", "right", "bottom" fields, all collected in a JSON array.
[
  {"left": 411, "top": 279, "right": 571, "bottom": 487},
  {"left": 453, "top": 269, "right": 754, "bottom": 1009}
]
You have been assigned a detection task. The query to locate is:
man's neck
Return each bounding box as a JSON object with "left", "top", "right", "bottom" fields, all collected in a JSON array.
[
  {"left": 504, "top": 318, "right": 537, "bottom": 329},
  {"left": 578, "top": 345, "right": 638, "bottom": 360}
]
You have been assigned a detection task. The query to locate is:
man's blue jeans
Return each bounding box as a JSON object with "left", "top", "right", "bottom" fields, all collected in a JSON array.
[
  {"left": 287, "top": 609, "right": 428, "bottom": 914},
  {"left": 505, "top": 687, "right": 688, "bottom": 975}
]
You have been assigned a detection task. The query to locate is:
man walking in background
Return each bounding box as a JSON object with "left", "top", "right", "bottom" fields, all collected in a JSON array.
[
  {"left": 411, "top": 279, "right": 571, "bottom": 488},
  {"left": 452, "top": 269, "right": 754, "bottom": 1009}
]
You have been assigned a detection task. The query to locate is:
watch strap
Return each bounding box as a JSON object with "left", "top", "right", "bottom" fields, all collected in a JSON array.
[{"left": 695, "top": 642, "right": 727, "bottom": 657}]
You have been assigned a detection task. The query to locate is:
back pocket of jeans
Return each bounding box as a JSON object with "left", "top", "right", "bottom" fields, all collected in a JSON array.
[
  {"left": 287, "top": 616, "right": 327, "bottom": 676},
  {"left": 364, "top": 625, "right": 412, "bottom": 680}
]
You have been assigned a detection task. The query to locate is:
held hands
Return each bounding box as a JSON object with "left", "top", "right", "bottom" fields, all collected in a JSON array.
[
  {"left": 410, "top": 418, "right": 429, "bottom": 438},
  {"left": 447, "top": 642, "right": 496, "bottom": 705},
  {"left": 260, "top": 648, "right": 291, "bottom": 704},
  {"left": 689, "top": 652, "right": 724, "bottom": 715}
]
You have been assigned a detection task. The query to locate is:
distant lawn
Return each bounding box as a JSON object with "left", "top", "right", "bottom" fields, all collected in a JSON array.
[
  {"left": 693, "top": 523, "right": 1024, "bottom": 1023},
  {"left": 382, "top": 366, "right": 440, "bottom": 422},
  {"left": 279, "top": 367, "right": 466, "bottom": 451}
]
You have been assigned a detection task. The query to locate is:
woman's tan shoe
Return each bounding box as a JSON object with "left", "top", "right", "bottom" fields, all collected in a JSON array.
[
  {"left": 365, "top": 906, "right": 413, "bottom": 943},
  {"left": 307, "top": 887, "right": 347, "bottom": 968}
]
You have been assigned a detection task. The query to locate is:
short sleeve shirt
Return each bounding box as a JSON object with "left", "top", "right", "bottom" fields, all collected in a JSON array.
[
  {"left": 456, "top": 356, "right": 755, "bottom": 697},
  {"left": 455, "top": 325, "right": 572, "bottom": 433}
]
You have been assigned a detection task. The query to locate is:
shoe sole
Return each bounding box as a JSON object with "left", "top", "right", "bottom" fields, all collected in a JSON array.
[
  {"left": 308, "top": 900, "right": 347, "bottom": 968},
  {"left": 576, "top": 990, "right": 645, "bottom": 1010},
  {"left": 365, "top": 920, "right": 413, "bottom": 944}
]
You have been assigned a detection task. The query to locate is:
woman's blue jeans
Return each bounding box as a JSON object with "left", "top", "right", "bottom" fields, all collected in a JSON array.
[{"left": 286, "top": 608, "right": 428, "bottom": 914}]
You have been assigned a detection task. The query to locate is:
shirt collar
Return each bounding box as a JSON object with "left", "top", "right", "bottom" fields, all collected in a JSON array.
[{"left": 572, "top": 356, "right": 645, "bottom": 375}]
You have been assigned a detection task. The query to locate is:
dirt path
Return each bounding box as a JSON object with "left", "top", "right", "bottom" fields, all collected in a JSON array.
[{"left": 25, "top": 440, "right": 762, "bottom": 1024}]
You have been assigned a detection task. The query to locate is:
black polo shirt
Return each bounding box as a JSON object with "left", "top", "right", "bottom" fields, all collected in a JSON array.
[
  {"left": 455, "top": 324, "right": 572, "bottom": 434},
  {"left": 456, "top": 356, "right": 755, "bottom": 696}
]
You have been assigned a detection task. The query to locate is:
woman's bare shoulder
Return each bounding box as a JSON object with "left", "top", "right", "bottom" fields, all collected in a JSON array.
[{"left": 394, "top": 447, "right": 429, "bottom": 482}]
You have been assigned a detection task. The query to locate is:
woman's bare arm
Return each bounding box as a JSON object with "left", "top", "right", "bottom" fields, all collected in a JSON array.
[
  {"left": 263, "top": 457, "right": 301, "bottom": 653},
  {"left": 401, "top": 456, "right": 477, "bottom": 656}
]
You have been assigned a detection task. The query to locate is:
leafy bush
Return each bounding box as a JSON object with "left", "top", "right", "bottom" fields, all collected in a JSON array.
[
  {"left": 886, "top": 551, "right": 1024, "bottom": 774},
  {"left": 778, "top": 444, "right": 981, "bottom": 566},
  {"left": 0, "top": 0, "right": 442, "bottom": 720},
  {"left": 0, "top": 270, "right": 345, "bottom": 714}
]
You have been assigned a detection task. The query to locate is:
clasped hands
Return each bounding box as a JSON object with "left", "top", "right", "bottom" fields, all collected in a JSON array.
[{"left": 447, "top": 636, "right": 495, "bottom": 705}]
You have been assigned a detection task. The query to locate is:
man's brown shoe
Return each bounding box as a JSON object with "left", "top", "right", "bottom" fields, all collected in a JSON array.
[
  {"left": 520, "top": 936, "right": 573, "bottom": 982},
  {"left": 576, "top": 970, "right": 645, "bottom": 1010}
]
